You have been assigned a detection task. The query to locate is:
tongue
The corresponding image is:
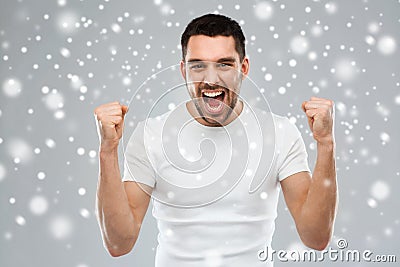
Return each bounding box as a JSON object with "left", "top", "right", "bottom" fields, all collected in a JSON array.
[
  {"left": 206, "top": 93, "right": 224, "bottom": 107},
  {"left": 208, "top": 98, "right": 221, "bottom": 107}
]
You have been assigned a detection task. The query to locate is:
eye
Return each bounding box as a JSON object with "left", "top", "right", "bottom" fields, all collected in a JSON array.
[
  {"left": 189, "top": 63, "right": 206, "bottom": 70},
  {"left": 217, "top": 63, "right": 232, "bottom": 69}
]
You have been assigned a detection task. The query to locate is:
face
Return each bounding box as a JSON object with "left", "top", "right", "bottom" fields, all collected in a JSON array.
[{"left": 180, "top": 35, "right": 249, "bottom": 127}]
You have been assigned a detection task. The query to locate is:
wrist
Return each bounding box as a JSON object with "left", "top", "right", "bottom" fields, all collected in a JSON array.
[
  {"left": 317, "top": 139, "right": 335, "bottom": 150},
  {"left": 100, "top": 141, "right": 119, "bottom": 154}
]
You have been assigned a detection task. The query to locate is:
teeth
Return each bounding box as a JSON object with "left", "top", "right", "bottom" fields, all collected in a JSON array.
[
  {"left": 207, "top": 102, "right": 222, "bottom": 111},
  {"left": 203, "top": 91, "right": 223, "bottom": 98}
]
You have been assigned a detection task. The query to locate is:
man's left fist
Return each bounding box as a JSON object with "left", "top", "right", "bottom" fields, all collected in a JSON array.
[{"left": 302, "top": 97, "right": 335, "bottom": 144}]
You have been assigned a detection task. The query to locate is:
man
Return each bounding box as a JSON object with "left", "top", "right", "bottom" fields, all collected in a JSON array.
[{"left": 94, "top": 14, "right": 337, "bottom": 266}]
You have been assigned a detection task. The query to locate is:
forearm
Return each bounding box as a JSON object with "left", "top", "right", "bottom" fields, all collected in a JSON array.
[
  {"left": 299, "top": 140, "right": 338, "bottom": 249},
  {"left": 96, "top": 148, "right": 137, "bottom": 255}
]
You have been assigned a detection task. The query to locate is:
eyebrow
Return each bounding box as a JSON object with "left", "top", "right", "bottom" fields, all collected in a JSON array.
[{"left": 186, "top": 57, "right": 237, "bottom": 63}]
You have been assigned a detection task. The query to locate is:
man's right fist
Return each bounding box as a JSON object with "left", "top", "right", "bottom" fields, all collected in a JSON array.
[{"left": 94, "top": 101, "right": 129, "bottom": 150}]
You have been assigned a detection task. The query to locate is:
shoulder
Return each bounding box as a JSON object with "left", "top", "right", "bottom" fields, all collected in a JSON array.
[
  {"left": 270, "top": 113, "right": 304, "bottom": 149},
  {"left": 137, "top": 110, "right": 173, "bottom": 131},
  {"left": 272, "top": 113, "right": 301, "bottom": 134},
  {"left": 247, "top": 105, "right": 292, "bottom": 130}
]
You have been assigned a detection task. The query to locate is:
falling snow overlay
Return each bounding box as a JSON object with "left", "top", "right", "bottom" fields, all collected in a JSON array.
[{"left": 1, "top": 0, "right": 399, "bottom": 267}]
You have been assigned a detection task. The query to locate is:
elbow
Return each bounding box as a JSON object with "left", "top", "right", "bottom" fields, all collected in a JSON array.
[
  {"left": 299, "top": 221, "right": 335, "bottom": 251},
  {"left": 104, "top": 236, "right": 136, "bottom": 258},
  {"left": 299, "top": 229, "right": 332, "bottom": 251},
  {"left": 305, "top": 239, "right": 330, "bottom": 251},
  {"left": 109, "top": 249, "right": 129, "bottom": 258},
  {"left": 100, "top": 222, "right": 141, "bottom": 257},
  {"left": 301, "top": 233, "right": 332, "bottom": 251},
  {"left": 107, "top": 244, "right": 134, "bottom": 257}
]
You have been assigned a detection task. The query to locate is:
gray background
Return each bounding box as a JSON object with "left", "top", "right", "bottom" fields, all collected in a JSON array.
[{"left": 1, "top": 0, "right": 399, "bottom": 266}]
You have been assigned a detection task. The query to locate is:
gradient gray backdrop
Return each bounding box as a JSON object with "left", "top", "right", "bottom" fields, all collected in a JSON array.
[{"left": 1, "top": 0, "right": 399, "bottom": 266}]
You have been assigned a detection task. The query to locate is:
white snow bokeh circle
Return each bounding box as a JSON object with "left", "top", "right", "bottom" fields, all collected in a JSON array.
[
  {"left": 2, "top": 78, "right": 22, "bottom": 97},
  {"left": 370, "top": 180, "right": 390, "bottom": 201},
  {"left": 29, "top": 195, "right": 49, "bottom": 215},
  {"left": 325, "top": 2, "right": 338, "bottom": 14},
  {"left": 57, "top": 11, "right": 79, "bottom": 34},
  {"left": 49, "top": 215, "right": 73, "bottom": 240},
  {"left": 15, "top": 215, "right": 26, "bottom": 226},
  {"left": 290, "top": 35, "right": 310, "bottom": 55},
  {"left": 7, "top": 138, "right": 33, "bottom": 163},
  {"left": 377, "top": 35, "right": 397, "bottom": 55},
  {"left": 254, "top": 2, "right": 274, "bottom": 21},
  {"left": 334, "top": 59, "right": 358, "bottom": 82},
  {"left": 44, "top": 90, "right": 65, "bottom": 110}
]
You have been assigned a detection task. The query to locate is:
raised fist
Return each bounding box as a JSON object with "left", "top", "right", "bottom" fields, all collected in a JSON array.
[
  {"left": 94, "top": 101, "right": 129, "bottom": 150},
  {"left": 301, "top": 96, "right": 335, "bottom": 144}
]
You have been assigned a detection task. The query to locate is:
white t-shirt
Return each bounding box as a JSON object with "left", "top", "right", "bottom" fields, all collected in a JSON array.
[{"left": 123, "top": 102, "right": 311, "bottom": 267}]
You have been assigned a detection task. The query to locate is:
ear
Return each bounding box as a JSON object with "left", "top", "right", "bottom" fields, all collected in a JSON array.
[
  {"left": 180, "top": 60, "right": 186, "bottom": 80},
  {"left": 241, "top": 57, "right": 250, "bottom": 80}
]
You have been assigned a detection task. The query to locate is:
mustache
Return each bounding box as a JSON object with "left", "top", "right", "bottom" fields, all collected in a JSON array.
[{"left": 199, "top": 83, "right": 227, "bottom": 91}]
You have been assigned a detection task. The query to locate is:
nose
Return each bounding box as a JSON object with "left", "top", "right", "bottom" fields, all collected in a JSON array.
[{"left": 204, "top": 64, "right": 220, "bottom": 85}]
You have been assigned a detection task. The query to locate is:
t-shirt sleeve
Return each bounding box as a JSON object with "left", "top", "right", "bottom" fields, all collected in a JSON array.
[
  {"left": 277, "top": 118, "right": 311, "bottom": 181},
  {"left": 122, "top": 121, "right": 156, "bottom": 188}
]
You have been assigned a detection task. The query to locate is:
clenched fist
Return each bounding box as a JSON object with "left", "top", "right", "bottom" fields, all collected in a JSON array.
[
  {"left": 94, "top": 101, "right": 129, "bottom": 151},
  {"left": 301, "top": 97, "right": 335, "bottom": 144}
]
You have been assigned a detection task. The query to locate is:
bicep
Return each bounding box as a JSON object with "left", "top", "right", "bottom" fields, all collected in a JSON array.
[
  {"left": 280, "top": 171, "right": 311, "bottom": 222},
  {"left": 123, "top": 181, "right": 153, "bottom": 228}
]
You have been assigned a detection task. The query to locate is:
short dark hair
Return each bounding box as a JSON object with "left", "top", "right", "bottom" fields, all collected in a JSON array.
[{"left": 181, "top": 14, "right": 246, "bottom": 61}]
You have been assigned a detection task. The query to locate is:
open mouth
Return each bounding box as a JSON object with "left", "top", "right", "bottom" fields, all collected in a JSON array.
[{"left": 201, "top": 90, "right": 225, "bottom": 114}]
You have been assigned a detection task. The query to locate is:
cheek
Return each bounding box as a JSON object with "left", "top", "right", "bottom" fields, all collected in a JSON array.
[
  {"left": 222, "top": 73, "right": 241, "bottom": 89},
  {"left": 225, "top": 81, "right": 239, "bottom": 95},
  {"left": 187, "top": 83, "right": 198, "bottom": 94}
]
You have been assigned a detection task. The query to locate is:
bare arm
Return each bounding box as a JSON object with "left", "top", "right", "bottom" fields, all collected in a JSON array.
[
  {"left": 281, "top": 97, "right": 338, "bottom": 250},
  {"left": 281, "top": 142, "right": 337, "bottom": 250},
  {"left": 94, "top": 102, "right": 152, "bottom": 257}
]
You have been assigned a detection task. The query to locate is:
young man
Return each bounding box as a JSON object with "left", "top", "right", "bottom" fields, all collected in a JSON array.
[{"left": 94, "top": 14, "right": 337, "bottom": 266}]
